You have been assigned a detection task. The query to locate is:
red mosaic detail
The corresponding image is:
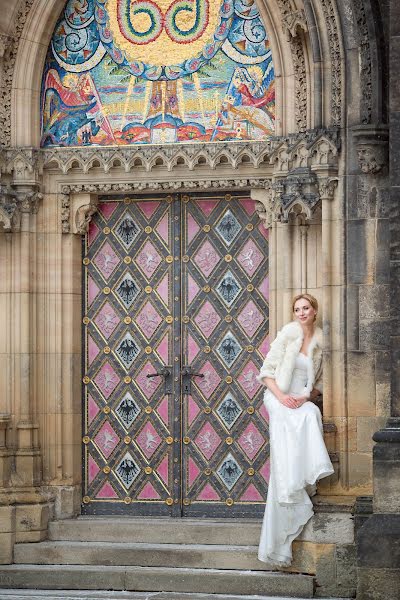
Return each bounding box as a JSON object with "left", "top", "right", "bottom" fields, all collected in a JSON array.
[
  {"left": 259, "top": 333, "right": 270, "bottom": 357},
  {"left": 96, "top": 481, "right": 118, "bottom": 499},
  {"left": 155, "top": 332, "right": 170, "bottom": 365},
  {"left": 194, "top": 422, "right": 222, "bottom": 460},
  {"left": 259, "top": 403, "right": 269, "bottom": 424},
  {"left": 88, "top": 394, "right": 100, "bottom": 425},
  {"left": 196, "top": 482, "right": 220, "bottom": 501},
  {"left": 194, "top": 301, "right": 221, "bottom": 338},
  {"left": 93, "top": 241, "right": 119, "bottom": 280},
  {"left": 238, "top": 423, "right": 265, "bottom": 460},
  {"left": 188, "top": 456, "right": 201, "bottom": 488},
  {"left": 187, "top": 213, "right": 200, "bottom": 245},
  {"left": 195, "top": 361, "right": 221, "bottom": 399},
  {"left": 88, "top": 335, "right": 100, "bottom": 366},
  {"left": 98, "top": 202, "right": 118, "bottom": 220},
  {"left": 155, "top": 212, "right": 169, "bottom": 245},
  {"left": 138, "top": 482, "right": 161, "bottom": 500},
  {"left": 240, "top": 483, "right": 263, "bottom": 502},
  {"left": 94, "top": 302, "right": 120, "bottom": 339},
  {"left": 137, "top": 200, "right": 160, "bottom": 220},
  {"left": 187, "top": 396, "right": 200, "bottom": 426},
  {"left": 88, "top": 221, "right": 100, "bottom": 246},
  {"left": 136, "top": 421, "right": 162, "bottom": 459},
  {"left": 237, "top": 239, "right": 263, "bottom": 276},
  {"left": 156, "top": 455, "right": 169, "bottom": 486},
  {"left": 259, "top": 276, "right": 269, "bottom": 301},
  {"left": 94, "top": 421, "right": 120, "bottom": 458},
  {"left": 187, "top": 273, "right": 200, "bottom": 306},
  {"left": 237, "top": 360, "right": 262, "bottom": 400},
  {"left": 136, "top": 301, "right": 162, "bottom": 338},
  {"left": 156, "top": 396, "right": 169, "bottom": 427},
  {"left": 156, "top": 272, "right": 169, "bottom": 307},
  {"left": 88, "top": 275, "right": 101, "bottom": 306},
  {"left": 237, "top": 300, "right": 264, "bottom": 337},
  {"left": 195, "top": 199, "right": 219, "bottom": 217},
  {"left": 94, "top": 362, "right": 120, "bottom": 399},
  {"left": 193, "top": 240, "right": 221, "bottom": 278},
  {"left": 88, "top": 455, "right": 100, "bottom": 484},
  {"left": 240, "top": 198, "right": 256, "bottom": 216},
  {"left": 187, "top": 334, "right": 200, "bottom": 363},
  {"left": 259, "top": 458, "right": 271, "bottom": 484},
  {"left": 135, "top": 240, "right": 163, "bottom": 278},
  {"left": 135, "top": 361, "right": 162, "bottom": 399}
]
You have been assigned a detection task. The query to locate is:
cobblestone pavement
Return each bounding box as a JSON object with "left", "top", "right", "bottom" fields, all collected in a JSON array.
[{"left": 0, "top": 592, "right": 350, "bottom": 600}]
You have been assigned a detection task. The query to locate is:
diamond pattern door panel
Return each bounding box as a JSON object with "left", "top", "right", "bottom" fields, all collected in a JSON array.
[
  {"left": 83, "top": 196, "right": 181, "bottom": 515},
  {"left": 83, "top": 193, "right": 269, "bottom": 517},
  {"left": 182, "top": 194, "right": 270, "bottom": 517}
]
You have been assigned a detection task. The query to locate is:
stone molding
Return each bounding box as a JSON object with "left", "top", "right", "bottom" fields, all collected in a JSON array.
[
  {"left": 276, "top": 2, "right": 308, "bottom": 132},
  {"left": 352, "top": 124, "right": 389, "bottom": 175},
  {"left": 0, "top": 0, "right": 35, "bottom": 147},
  {"left": 353, "top": 0, "right": 373, "bottom": 125},
  {"left": 320, "top": 0, "right": 343, "bottom": 127}
]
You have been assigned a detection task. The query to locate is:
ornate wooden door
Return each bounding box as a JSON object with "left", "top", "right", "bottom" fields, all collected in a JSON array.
[{"left": 82, "top": 193, "right": 270, "bottom": 517}]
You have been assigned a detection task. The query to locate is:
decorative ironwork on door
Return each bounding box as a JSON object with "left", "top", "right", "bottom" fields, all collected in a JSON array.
[{"left": 82, "top": 193, "right": 270, "bottom": 517}]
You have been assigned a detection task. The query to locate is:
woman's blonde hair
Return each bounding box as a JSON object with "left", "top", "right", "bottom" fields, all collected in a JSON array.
[{"left": 292, "top": 294, "right": 318, "bottom": 321}]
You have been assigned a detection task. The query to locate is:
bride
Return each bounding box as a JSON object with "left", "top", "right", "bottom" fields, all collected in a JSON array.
[{"left": 257, "top": 294, "right": 334, "bottom": 567}]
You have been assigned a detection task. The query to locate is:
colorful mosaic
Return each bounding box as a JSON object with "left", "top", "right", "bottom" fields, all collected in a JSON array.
[{"left": 41, "top": 0, "right": 275, "bottom": 146}]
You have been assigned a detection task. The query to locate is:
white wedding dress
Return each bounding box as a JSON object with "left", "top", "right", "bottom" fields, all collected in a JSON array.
[{"left": 258, "top": 352, "right": 334, "bottom": 566}]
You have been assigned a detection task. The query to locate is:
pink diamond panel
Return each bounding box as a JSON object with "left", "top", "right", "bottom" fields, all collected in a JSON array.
[
  {"left": 88, "top": 335, "right": 100, "bottom": 366},
  {"left": 137, "top": 201, "right": 160, "bottom": 220},
  {"left": 187, "top": 213, "right": 200, "bottom": 245},
  {"left": 195, "top": 199, "right": 219, "bottom": 217},
  {"left": 136, "top": 301, "right": 162, "bottom": 338},
  {"left": 188, "top": 457, "right": 201, "bottom": 488},
  {"left": 96, "top": 481, "right": 118, "bottom": 499},
  {"left": 88, "top": 455, "right": 100, "bottom": 484},
  {"left": 155, "top": 332, "right": 170, "bottom": 365},
  {"left": 196, "top": 483, "right": 220, "bottom": 501},
  {"left": 155, "top": 213, "right": 169, "bottom": 246},
  {"left": 94, "top": 302, "right": 120, "bottom": 339},
  {"left": 93, "top": 241, "right": 119, "bottom": 280},
  {"left": 156, "top": 455, "right": 169, "bottom": 486},
  {"left": 88, "top": 276, "right": 100, "bottom": 306},
  {"left": 238, "top": 360, "right": 262, "bottom": 399},
  {"left": 156, "top": 396, "right": 169, "bottom": 427},
  {"left": 237, "top": 239, "right": 263, "bottom": 275},
  {"left": 88, "top": 394, "right": 100, "bottom": 425},
  {"left": 98, "top": 202, "right": 118, "bottom": 220},
  {"left": 156, "top": 272, "right": 170, "bottom": 307},
  {"left": 138, "top": 482, "right": 160, "bottom": 500},
  {"left": 195, "top": 361, "right": 221, "bottom": 399},
  {"left": 187, "top": 334, "right": 200, "bottom": 364},
  {"left": 188, "top": 396, "right": 200, "bottom": 426},
  {"left": 259, "top": 276, "right": 269, "bottom": 301},
  {"left": 194, "top": 422, "right": 222, "bottom": 460},
  {"left": 135, "top": 361, "right": 161, "bottom": 399},
  {"left": 136, "top": 422, "right": 162, "bottom": 459},
  {"left": 240, "top": 198, "right": 256, "bottom": 216},
  {"left": 193, "top": 240, "right": 221, "bottom": 278},
  {"left": 238, "top": 423, "right": 265, "bottom": 460},
  {"left": 194, "top": 301, "right": 221, "bottom": 338},
  {"left": 94, "top": 363, "right": 120, "bottom": 399},
  {"left": 94, "top": 421, "right": 120, "bottom": 458},
  {"left": 88, "top": 221, "right": 100, "bottom": 246},
  {"left": 237, "top": 300, "right": 264, "bottom": 337},
  {"left": 187, "top": 274, "right": 200, "bottom": 306},
  {"left": 259, "top": 459, "right": 271, "bottom": 484},
  {"left": 240, "top": 483, "right": 263, "bottom": 502},
  {"left": 135, "top": 241, "right": 162, "bottom": 278}
]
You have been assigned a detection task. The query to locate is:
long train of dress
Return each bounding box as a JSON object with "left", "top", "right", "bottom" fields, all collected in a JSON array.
[{"left": 258, "top": 353, "right": 334, "bottom": 566}]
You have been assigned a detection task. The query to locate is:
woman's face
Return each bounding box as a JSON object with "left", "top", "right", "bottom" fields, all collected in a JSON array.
[{"left": 293, "top": 298, "right": 316, "bottom": 326}]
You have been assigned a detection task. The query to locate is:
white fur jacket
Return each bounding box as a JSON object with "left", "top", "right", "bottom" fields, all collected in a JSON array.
[{"left": 257, "top": 321, "right": 323, "bottom": 396}]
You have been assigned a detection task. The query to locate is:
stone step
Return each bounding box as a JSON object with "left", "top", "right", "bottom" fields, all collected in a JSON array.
[
  {"left": 49, "top": 518, "right": 262, "bottom": 546},
  {"left": 0, "top": 565, "right": 315, "bottom": 597},
  {"left": 0, "top": 591, "right": 350, "bottom": 600},
  {"left": 14, "top": 540, "right": 267, "bottom": 571}
]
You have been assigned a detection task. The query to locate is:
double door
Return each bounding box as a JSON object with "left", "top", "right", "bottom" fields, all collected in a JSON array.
[{"left": 82, "top": 193, "right": 270, "bottom": 517}]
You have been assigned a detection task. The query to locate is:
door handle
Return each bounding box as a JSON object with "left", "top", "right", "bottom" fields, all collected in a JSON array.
[
  {"left": 146, "top": 367, "right": 172, "bottom": 395},
  {"left": 181, "top": 366, "right": 204, "bottom": 395}
]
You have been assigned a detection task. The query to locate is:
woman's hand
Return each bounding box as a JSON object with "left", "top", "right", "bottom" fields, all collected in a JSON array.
[{"left": 279, "top": 394, "right": 308, "bottom": 409}]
